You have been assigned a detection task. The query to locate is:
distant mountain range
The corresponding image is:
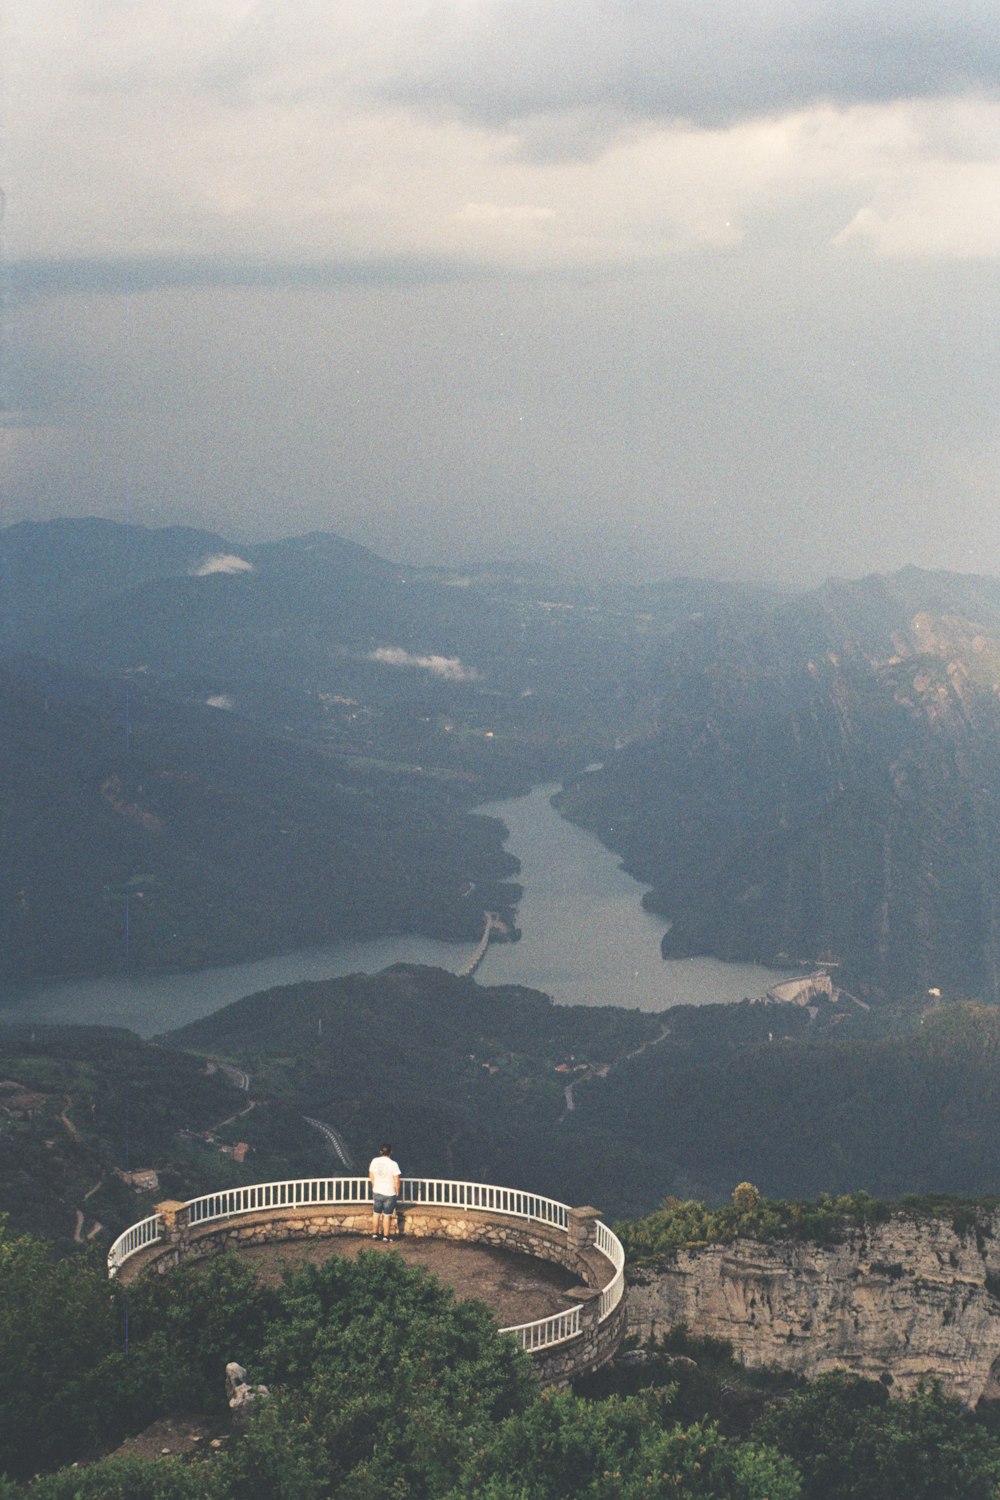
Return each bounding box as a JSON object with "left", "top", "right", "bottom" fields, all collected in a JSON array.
[
  {"left": 1, "top": 517, "right": 575, "bottom": 697},
  {"left": 0, "top": 517, "right": 393, "bottom": 651},
  {"left": 8, "top": 517, "right": 1000, "bottom": 1000}
]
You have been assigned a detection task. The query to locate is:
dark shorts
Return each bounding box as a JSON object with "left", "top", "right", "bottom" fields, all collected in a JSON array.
[{"left": 373, "top": 1193, "right": 398, "bottom": 1215}]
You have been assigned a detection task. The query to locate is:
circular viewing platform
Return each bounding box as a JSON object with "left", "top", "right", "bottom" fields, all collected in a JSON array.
[{"left": 108, "top": 1178, "right": 627, "bottom": 1387}]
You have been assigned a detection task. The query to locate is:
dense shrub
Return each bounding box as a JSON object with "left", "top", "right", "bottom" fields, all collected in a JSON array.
[
  {"left": 9, "top": 1457, "right": 206, "bottom": 1500},
  {"left": 619, "top": 1190, "right": 904, "bottom": 1261},
  {"left": 759, "top": 1372, "right": 1000, "bottom": 1500},
  {"left": 452, "top": 1389, "right": 801, "bottom": 1499},
  {"left": 8, "top": 1220, "right": 1000, "bottom": 1499},
  {"left": 0, "top": 1220, "right": 122, "bottom": 1477}
]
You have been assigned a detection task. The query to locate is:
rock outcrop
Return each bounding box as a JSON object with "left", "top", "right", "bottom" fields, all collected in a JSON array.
[
  {"left": 627, "top": 1211, "right": 1000, "bottom": 1405},
  {"left": 225, "top": 1362, "right": 269, "bottom": 1425}
]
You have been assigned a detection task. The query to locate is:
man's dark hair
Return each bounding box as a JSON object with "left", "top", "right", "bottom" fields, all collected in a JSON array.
[{"left": 380, "top": 1143, "right": 392, "bottom": 1154}]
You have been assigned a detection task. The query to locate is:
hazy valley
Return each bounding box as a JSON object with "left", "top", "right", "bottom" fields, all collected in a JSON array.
[
  {"left": 8, "top": 520, "right": 1000, "bottom": 1001},
  {"left": 11, "top": 521, "right": 1000, "bottom": 1492},
  {"left": 10, "top": 521, "right": 1000, "bottom": 1214}
]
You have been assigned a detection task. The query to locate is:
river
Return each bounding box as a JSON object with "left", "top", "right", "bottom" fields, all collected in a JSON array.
[{"left": 0, "top": 783, "right": 788, "bottom": 1037}]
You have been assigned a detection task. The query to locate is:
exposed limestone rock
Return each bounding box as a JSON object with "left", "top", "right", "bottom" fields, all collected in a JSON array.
[
  {"left": 225, "top": 1361, "right": 269, "bottom": 1423},
  {"left": 627, "top": 1211, "right": 1000, "bottom": 1406}
]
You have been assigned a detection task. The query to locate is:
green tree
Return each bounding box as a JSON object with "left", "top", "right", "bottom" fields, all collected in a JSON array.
[
  {"left": 219, "top": 1251, "right": 536, "bottom": 1498},
  {"left": 118, "top": 1253, "right": 272, "bottom": 1420},
  {"left": 259, "top": 1251, "right": 533, "bottom": 1418},
  {"left": 0, "top": 1219, "right": 121, "bottom": 1478},
  {"left": 0, "top": 1238, "right": 274, "bottom": 1482},
  {"left": 454, "top": 1389, "right": 801, "bottom": 1499},
  {"left": 732, "top": 1182, "right": 761, "bottom": 1215},
  {"left": 759, "top": 1371, "right": 1000, "bottom": 1500}
]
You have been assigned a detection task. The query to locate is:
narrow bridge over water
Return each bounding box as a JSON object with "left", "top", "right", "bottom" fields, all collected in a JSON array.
[{"left": 456, "top": 912, "right": 503, "bottom": 978}]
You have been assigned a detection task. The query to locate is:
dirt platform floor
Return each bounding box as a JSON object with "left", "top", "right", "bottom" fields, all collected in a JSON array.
[{"left": 232, "top": 1233, "right": 582, "bottom": 1327}]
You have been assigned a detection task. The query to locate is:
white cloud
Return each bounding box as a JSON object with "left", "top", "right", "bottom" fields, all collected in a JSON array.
[
  {"left": 192, "top": 553, "right": 255, "bottom": 575},
  {"left": 835, "top": 161, "right": 1000, "bottom": 259},
  {"left": 367, "top": 647, "right": 480, "bottom": 681},
  {"left": 9, "top": 1, "right": 1000, "bottom": 273}
]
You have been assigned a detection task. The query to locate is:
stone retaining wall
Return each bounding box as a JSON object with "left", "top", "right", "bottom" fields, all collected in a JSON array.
[{"left": 534, "top": 1292, "right": 629, "bottom": 1387}]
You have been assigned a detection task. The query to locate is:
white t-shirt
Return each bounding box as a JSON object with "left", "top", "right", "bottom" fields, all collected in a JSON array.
[{"left": 369, "top": 1155, "right": 401, "bottom": 1195}]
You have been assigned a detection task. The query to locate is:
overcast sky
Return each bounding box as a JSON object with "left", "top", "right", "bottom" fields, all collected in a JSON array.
[{"left": 3, "top": 0, "right": 1000, "bottom": 584}]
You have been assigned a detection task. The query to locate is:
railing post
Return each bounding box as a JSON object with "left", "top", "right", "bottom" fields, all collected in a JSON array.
[
  {"left": 155, "top": 1199, "right": 191, "bottom": 1258},
  {"left": 567, "top": 1206, "right": 601, "bottom": 1254}
]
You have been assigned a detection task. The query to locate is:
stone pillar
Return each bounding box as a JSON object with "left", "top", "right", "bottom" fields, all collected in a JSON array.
[
  {"left": 567, "top": 1206, "right": 601, "bottom": 1258},
  {"left": 155, "top": 1200, "right": 191, "bottom": 1262}
]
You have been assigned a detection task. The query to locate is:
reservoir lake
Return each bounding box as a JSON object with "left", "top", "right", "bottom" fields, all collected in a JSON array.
[{"left": 0, "top": 783, "right": 788, "bottom": 1037}]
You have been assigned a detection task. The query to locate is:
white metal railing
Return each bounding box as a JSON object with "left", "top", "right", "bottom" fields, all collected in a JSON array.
[
  {"left": 187, "top": 1176, "right": 370, "bottom": 1227},
  {"left": 504, "top": 1305, "right": 582, "bottom": 1351},
  {"left": 401, "top": 1178, "right": 569, "bottom": 1229},
  {"left": 595, "top": 1216, "right": 626, "bottom": 1322},
  {"left": 107, "top": 1177, "right": 623, "bottom": 1355},
  {"left": 107, "top": 1212, "right": 162, "bottom": 1273}
]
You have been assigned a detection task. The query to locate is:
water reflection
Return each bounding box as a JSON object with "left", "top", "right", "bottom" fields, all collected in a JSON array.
[{"left": 473, "top": 785, "right": 787, "bottom": 1011}]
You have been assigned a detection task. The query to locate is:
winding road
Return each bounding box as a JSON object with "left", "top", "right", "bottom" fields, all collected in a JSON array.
[
  {"left": 557, "top": 1021, "right": 671, "bottom": 1121},
  {"left": 303, "top": 1116, "right": 354, "bottom": 1169},
  {"left": 209, "top": 1061, "right": 355, "bottom": 1169}
]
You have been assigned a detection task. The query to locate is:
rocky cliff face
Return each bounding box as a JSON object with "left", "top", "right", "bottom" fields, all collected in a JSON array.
[{"left": 627, "top": 1212, "right": 1000, "bottom": 1405}]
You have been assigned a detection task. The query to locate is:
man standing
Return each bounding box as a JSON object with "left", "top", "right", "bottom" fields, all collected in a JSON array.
[{"left": 369, "top": 1142, "right": 401, "bottom": 1241}]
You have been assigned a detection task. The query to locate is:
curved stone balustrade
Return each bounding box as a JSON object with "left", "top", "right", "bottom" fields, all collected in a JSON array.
[{"left": 108, "top": 1177, "right": 626, "bottom": 1386}]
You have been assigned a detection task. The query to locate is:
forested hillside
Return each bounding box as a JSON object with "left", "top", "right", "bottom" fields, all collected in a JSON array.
[
  {"left": 0, "top": 665, "right": 519, "bottom": 978},
  {"left": 576, "top": 999, "right": 1000, "bottom": 1205},
  {"left": 0, "top": 1026, "right": 324, "bottom": 1248},
  {"left": 165, "top": 967, "right": 1000, "bottom": 1218},
  {"left": 165, "top": 963, "right": 664, "bottom": 1213}
]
